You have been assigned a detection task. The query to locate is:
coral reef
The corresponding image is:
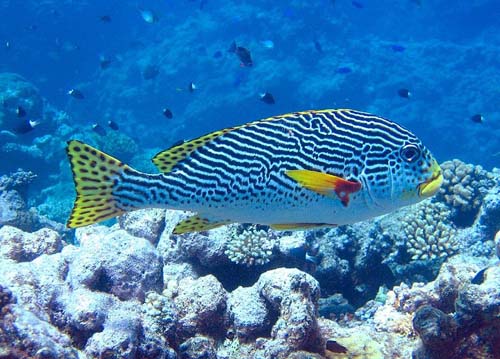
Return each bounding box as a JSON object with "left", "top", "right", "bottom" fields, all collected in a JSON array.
[
  {"left": 402, "top": 201, "right": 458, "bottom": 261},
  {"left": 225, "top": 225, "right": 277, "bottom": 266},
  {"left": 438, "top": 159, "right": 496, "bottom": 225},
  {"left": 0, "top": 205, "right": 499, "bottom": 358}
]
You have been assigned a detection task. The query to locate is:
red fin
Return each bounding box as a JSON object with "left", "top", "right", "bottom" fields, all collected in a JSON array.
[{"left": 285, "top": 169, "right": 362, "bottom": 206}]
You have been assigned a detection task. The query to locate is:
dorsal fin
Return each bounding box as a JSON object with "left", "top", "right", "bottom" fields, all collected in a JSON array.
[{"left": 151, "top": 111, "right": 321, "bottom": 173}]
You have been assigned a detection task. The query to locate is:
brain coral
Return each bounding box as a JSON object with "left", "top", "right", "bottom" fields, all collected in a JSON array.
[
  {"left": 225, "top": 225, "right": 276, "bottom": 266},
  {"left": 402, "top": 201, "right": 458, "bottom": 261},
  {"left": 438, "top": 159, "right": 495, "bottom": 216}
]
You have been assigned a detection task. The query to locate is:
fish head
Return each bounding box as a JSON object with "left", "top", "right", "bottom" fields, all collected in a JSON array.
[{"left": 356, "top": 129, "right": 442, "bottom": 210}]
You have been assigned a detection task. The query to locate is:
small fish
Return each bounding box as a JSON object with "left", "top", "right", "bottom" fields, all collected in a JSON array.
[
  {"left": 99, "top": 15, "right": 112, "bottom": 23},
  {"left": 352, "top": 1, "right": 364, "bottom": 8},
  {"left": 314, "top": 40, "right": 323, "bottom": 53},
  {"left": 213, "top": 50, "right": 223, "bottom": 59},
  {"left": 99, "top": 55, "right": 112, "bottom": 69},
  {"left": 16, "top": 106, "right": 27, "bottom": 118},
  {"left": 66, "top": 109, "right": 442, "bottom": 235},
  {"left": 68, "top": 89, "right": 84, "bottom": 99},
  {"left": 471, "top": 114, "right": 484, "bottom": 124},
  {"left": 398, "top": 88, "right": 411, "bottom": 98},
  {"left": 260, "top": 40, "right": 274, "bottom": 49},
  {"left": 107, "top": 120, "right": 119, "bottom": 130},
  {"left": 471, "top": 267, "right": 488, "bottom": 285},
  {"left": 336, "top": 67, "right": 352, "bottom": 74},
  {"left": 13, "top": 119, "right": 39, "bottom": 134},
  {"left": 260, "top": 92, "right": 275, "bottom": 104},
  {"left": 163, "top": 108, "right": 173, "bottom": 119},
  {"left": 5, "top": 41, "right": 11, "bottom": 49},
  {"left": 143, "top": 64, "right": 160, "bottom": 80},
  {"left": 140, "top": 9, "right": 158, "bottom": 24},
  {"left": 92, "top": 123, "right": 106, "bottom": 136},
  {"left": 188, "top": 82, "right": 197, "bottom": 92},
  {"left": 229, "top": 41, "right": 253, "bottom": 67},
  {"left": 326, "top": 339, "right": 348, "bottom": 354},
  {"left": 391, "top": 44, "right": 406, "bottom": 52}
]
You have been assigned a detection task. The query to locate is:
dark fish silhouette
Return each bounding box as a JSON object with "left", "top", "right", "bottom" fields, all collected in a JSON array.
[
  {"left": 68, "top": 89, "right": 84, "bottom": 99},
  {"left": 229, "top": 41, "right": 253, "bottom": 67},
  {"left": 143, "top": 64, "right": 160, "bottom": 80},
  {"left": 260, "top": 92, "right": 275, "bottom": 104},
  {"left": 13, "top": 119, "right": 39, "bottom": 134},
  {"left": 471, "top": 114, "right": 484, "bottom": 124},
  {"left": 163, "top": 108, "right": 173, "bottom": 119},
  {"left": 100, "top": 15, "right": 112, "bottom": 23},
  {"left": 16, "top": 106, "right": 26, "bottom": 118},
  {"left": 314, "top": 40, "right": 323, "bottom": 53},
  {"left": 398, "top": 88, "right": 411, "bottom": 98},
  {"left": 108, "top": 120, "right": 119, "bottom": 130},
  {"left": 336, "top": 67, "right": 352, "bottom": 74},
  {"left": 99, "top": 55, "right": 112, "bottom": 69},
  {"left": 391, "top": 44, "right": 406, "bottom": 52},
  {"left": 352, "top": 1, "right": 364, "bottom": 8},
  {"left": 92, "top": 124, "right": 106, "bottom": 136}
]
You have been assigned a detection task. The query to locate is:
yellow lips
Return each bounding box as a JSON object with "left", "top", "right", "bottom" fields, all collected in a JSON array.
[{"left": 418, "top": 161, "right": 443, "bottom": 198}]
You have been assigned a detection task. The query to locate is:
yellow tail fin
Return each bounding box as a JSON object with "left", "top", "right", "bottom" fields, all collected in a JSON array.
[{"left": 66, "top": 140, "right": 129, "bottom": 228}]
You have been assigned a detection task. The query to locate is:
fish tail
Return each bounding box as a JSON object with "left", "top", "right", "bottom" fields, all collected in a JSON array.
[{"left": 66, "top": 140, "right": 133, "bottom": 228}]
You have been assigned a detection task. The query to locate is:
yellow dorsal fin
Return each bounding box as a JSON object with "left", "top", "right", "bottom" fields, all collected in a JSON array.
[
  {"left": 173, "top": 214, "right": 232, "bottom": 234},
  {"left": 152, "top": 129, "right": 234, "bottom": 173},
  {"left": 285, "top": 169, "right": 362, "bottom": 207},
  {"left": 270, "top": 223, "right": 336, "bottom": 231},
  {"left": 66, "top": 140, "right": 129, "bottom": 228},
  {"left": 151, "top": 111, "right": 318, "bottom": 173}
]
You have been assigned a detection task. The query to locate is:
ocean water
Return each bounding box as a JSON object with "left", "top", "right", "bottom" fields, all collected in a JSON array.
[{"left": 0, "top": 1, "right": 500, "bottom": 358}]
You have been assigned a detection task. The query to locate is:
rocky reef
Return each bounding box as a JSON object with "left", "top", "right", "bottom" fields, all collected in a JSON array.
[{"left": 0, "top": 160, "right": 498, "bottom": 358}]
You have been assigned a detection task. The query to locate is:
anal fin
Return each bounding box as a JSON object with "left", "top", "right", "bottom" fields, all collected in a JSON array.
[
  {"left": 270, "top": 223, "right": 336, "bottom": 231},
  {"left": 173, "top": 214, "right": 232, "bottom": 234}
]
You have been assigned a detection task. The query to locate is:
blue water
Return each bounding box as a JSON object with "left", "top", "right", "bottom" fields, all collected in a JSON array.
[{"left": 0, "top": 0, "right": 499, "bottom": 222}]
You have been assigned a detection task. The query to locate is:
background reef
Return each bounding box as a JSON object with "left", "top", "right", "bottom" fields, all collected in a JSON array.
[{"left": 0, "top": 0, "right": 500, "bottom": 358}]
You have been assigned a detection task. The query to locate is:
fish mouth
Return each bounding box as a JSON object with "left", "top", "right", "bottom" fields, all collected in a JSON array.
[{"left": 418, "top": 161, "right": 443, "bottom": 198}]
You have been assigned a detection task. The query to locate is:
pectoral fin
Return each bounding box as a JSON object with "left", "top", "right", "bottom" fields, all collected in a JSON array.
[
  {"left": 173, "top": 214, "right": 232, "bottom": 234},
  {"left": 285, "top": 169, "right": 362, "bottom": 207}
]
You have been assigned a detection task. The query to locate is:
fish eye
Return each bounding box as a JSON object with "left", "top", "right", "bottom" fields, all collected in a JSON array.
[{"left": 400, "top": 144, "right": 421, "bottom": 163}]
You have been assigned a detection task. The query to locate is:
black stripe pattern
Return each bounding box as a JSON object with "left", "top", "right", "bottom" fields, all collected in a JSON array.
[{"left": 113, "top": 109, "right": 438, "bottom": 226}]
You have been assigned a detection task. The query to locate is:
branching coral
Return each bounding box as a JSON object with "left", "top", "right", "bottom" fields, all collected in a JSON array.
[
  {"left": 225, "top": 225, "right": 276, "bottom": 266},
  {"left": 438, "top": 159, "right": 495, "bottom": 214},
  {"left": 403, "top": 202, "right": 458, "bottom": 261}
]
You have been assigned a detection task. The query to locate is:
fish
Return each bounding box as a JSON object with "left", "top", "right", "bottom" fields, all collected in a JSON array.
[
  {"left": 314, "top": 40, "right": 323, "bottom": 53},
  {"left": 99, "top": 55, "right": 112, "bottom": 69},
  {"left": 107, "top": 120, "right": 119, "bottom": 130},
  {"left": 139, "top": 9, "right": 158, "bottom": 24},
  {"left": 260, "top": 92, "right": 275, "bottom": 104},
  {"left": 391, "top": 44, "right": 406, "bottom": 52},
  {"left": 352, "top": 1, "right": 364, "bottom": 8},
  {"left": 229, "top": 41, "right": 253, "bottom": 67},
  {"left": 65, "top": 109, "right": 443, "bottom": 234},
  {"left": 16, "top": 106, "right": 27, "bottom": 118},
  {"left": 336, "top": 67, "right": 352, "bottom": 74},
  {"left": 13, "top": 119, "right": 39, "bottom": 134},
  {"left": 471, "top": 267, "right": 488, "bottom": 285},
  {"left": 213, "top": 50, "right": 223, "bottom": 59},
  {"left": 68, "top": 89, "right": 84, "bottom": 99},
  {"left": 99, "top": 15, "right": 112, "bottom": 23},
  {"left": 163, "top": 108, "right": 173, "bottom": 119},
  {"left": 398, "top": 88, "right": 411, "bottom": 98},
  {"left": 92, "top": 123, "right": 106, "bottom": 136},
  {"left": 143, "top": 64, "right": 160, "bottom": 80},
  {"left": 188, "top": 82, "right": 197, "bottom": 92},
  {"left": 470, "top": 114, "right": 484, "bottom": 124}
]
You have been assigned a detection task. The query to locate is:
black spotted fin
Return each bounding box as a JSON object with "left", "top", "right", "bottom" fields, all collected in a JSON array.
[
  {"left": 285, "top": 169, "right": 361, "bottom": 207},
  {"left": 152, "top": 128, "right": 236, "bottom": 173},
  {"left": 270, "top": 223, "right": 336, "bottom": 231},
  {"left": 173, "top": 214, "right": 232, "bottom": 234},
  {"left": 66, "top": 140, "right": 129, "bottom": 228}
]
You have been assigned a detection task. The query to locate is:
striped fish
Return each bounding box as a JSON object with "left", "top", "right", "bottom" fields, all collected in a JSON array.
[{"left": 66, "top": 109, "right": 443, "bottom": 233}]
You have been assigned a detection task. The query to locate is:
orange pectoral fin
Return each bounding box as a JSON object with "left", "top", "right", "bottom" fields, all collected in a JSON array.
[{"left": 285, "top": 169, "right": 362, "bottom": 207}]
